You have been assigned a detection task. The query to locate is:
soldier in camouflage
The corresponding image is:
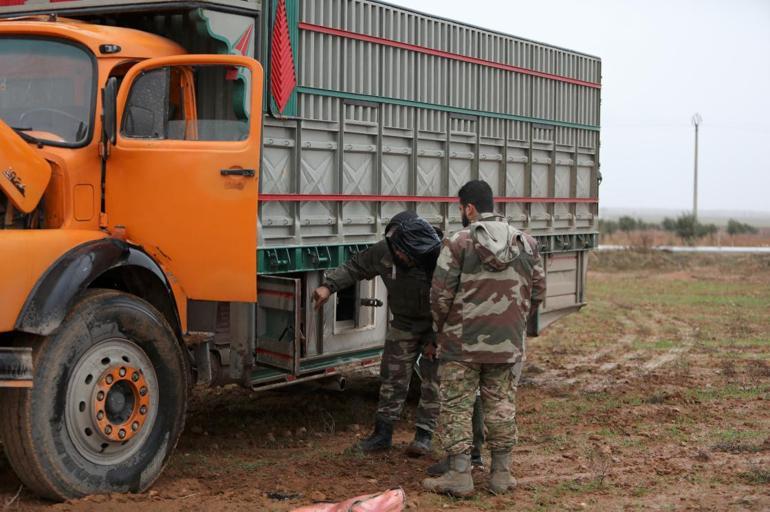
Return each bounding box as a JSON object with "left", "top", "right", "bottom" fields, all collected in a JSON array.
[
  {"left": 313, "top": 210, "right": 443, "bottom": 456},
  {"left": 423, "top": 180, "right": 546, "bottom": 496}
]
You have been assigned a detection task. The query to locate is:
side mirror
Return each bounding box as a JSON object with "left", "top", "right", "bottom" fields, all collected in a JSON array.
[{"left": 102, "top": 77, "right": 118, "bottom": 146}]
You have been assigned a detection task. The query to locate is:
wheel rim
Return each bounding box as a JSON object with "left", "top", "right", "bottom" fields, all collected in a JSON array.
[{"left": 65, "top": 339, "right": 159, "bottom": 465}]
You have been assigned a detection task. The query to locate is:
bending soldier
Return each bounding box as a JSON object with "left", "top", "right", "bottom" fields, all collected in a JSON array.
[{"left": 312, "top": 211, "right": 442, "bottom": 456}]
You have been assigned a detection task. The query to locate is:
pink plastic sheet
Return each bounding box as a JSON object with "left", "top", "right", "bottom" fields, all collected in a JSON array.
[{"left": 290, "top": 488, "right": 406, "bottom": 512}]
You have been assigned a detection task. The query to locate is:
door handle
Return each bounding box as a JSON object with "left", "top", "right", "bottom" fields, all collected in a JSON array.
[{"left": 220, "top": 168, "right": 256, "bottom": 177}]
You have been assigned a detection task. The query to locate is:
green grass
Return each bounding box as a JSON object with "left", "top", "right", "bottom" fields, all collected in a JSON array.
[
  {"left": 714, "top": 429, "right": 766, "bottom": 443},
  {"left": 688, "top": 384, "right": 770, "bottom": 402},
  {"left": 740, "top": 466, "right": 770, "bottom": 485},
  {"left": 666, "top": 426, "right": 689, "bottom": 442},
  {"left": 710, "top": 428, "right": 769, "bottom": 453},
  {"left": 722, "top": 352, "right": 770, "bottom": 360},
  {"left": 699, "top": 337, "right": 770, "bottom": 349},
  {"left": 526, "top": 479, "right": 609, "bottom": 512},
  {"left": 632, "top": 339, "right": 678, "bottom": 351},
  {"left": 538, "top": 433, "right": 573, "bottom": 454}
]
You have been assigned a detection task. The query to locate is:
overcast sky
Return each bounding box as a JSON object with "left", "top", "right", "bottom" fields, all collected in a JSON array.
[{"left": 388, "top": 0, "right": 770, "bottom": 213}]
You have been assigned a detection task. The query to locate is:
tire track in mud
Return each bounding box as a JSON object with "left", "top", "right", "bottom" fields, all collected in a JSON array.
[{"left": 525, "top": 307, "right": 696, "bottom": 392}]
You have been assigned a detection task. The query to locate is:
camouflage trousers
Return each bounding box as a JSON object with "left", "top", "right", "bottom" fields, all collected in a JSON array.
[
  {"left": 437, "top": 360, "right": 518, "bottom": 455},
  {"left": 377, "top": 327, "right": 440, "bottom": 432}
]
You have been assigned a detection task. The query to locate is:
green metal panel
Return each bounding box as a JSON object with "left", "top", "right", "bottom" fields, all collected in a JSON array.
[
  {"left": 295, "top": 86, "right": 600, "bottom": 132},
  {"left": 257, "top": 234, "right": 597, "bottom": 274}
]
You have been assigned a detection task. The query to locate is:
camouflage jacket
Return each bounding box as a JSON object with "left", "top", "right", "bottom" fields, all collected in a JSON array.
[
  {"left": 322, "top": 240, "right": 433, "bottom": 333},
  {"left": 431, "top": 213, "right": 546, "bottom": 364}
]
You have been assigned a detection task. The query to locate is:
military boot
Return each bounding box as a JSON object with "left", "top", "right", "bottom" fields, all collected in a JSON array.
[
  {"left": 426, "top": 456, "right": 449, "bottom": 477},
  {"left": 488, "top": 451, "right": 516, "bottom": 494},
  {"left": 427, "top": 450, "right": 484, "bottom": 476},
  {"left": 406, "top": 427, "right": 432, "bottom": 457},
  {"left": 357, "top": 416, "right": 393, "bottom": 452},
  {"left": 422, "top": 453, "right": 474, "bottom": 497}
]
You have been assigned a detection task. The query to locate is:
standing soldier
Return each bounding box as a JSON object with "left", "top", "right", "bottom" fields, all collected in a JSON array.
[
  {"left": 312, "top": 211, "right": 442, "bottom": 456},
  {"left": 423, "top": 180, "right": 546, "bottom": 496}
]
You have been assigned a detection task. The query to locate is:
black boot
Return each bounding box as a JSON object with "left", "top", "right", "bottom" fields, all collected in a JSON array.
[
  {"left": 358, "top": 416, "right": 393, "bottom": 452},
  {"left": 426, "top": 456, "right": 449, "bottom": 477},
  {"left": 406, "top": 427, "right": 432, "bottom": 457}
]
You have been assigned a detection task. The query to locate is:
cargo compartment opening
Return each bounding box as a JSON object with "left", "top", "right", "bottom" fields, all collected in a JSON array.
[
  {"left": 333, "top": 280, "right": 377, "bottom": 333},
  {"left": 335, "top": 286, "right": 357, "bottom": 324}
]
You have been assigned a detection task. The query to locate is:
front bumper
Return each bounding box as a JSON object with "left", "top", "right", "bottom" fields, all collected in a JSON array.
[{"left": 0, "top": 347, "right": 33, "bottom": 388}]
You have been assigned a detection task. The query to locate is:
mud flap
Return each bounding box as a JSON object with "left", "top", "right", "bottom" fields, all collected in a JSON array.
[{"left": 0, "top": 347, "right": 33, "bottom": 388}]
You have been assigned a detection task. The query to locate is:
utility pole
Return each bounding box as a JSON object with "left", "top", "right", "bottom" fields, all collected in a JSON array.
[{"left": 691, "top": 113, "right": 702, "bottom": 221}]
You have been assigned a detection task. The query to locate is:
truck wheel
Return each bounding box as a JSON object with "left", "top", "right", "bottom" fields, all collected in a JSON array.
[{"left": 0, "top": 289, "right": 189, "bottom": 500}]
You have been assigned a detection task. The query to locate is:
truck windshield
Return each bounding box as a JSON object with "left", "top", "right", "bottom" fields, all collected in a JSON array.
[{"left": 0, "top": 37, "right": 94, "bottom": 146}]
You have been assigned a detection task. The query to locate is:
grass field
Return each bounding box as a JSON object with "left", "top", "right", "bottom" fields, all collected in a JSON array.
[{"left": 1, "top": 251, "right": 769, "bottom": 511}]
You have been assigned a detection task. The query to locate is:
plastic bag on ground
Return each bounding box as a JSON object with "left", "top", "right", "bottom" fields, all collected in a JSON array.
[{"left": 290, "top": 488, "right": 406, "bottom": 512}]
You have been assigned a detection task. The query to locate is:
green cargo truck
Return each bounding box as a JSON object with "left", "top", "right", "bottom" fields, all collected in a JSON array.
[{"left": 0, "top": 0, "right": 601, "bottom": 499}]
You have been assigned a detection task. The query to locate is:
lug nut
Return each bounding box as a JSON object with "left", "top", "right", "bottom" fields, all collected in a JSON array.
[
  {"left": 97, "top": 411, "right": 104, "bottom": 420},
  {"left": 97, "top": 391, "right": 105, "bottom": 401},
  {"left": 140, "top": 387, "right": 148, "bottom": 397},
  {"left": 118, "top": 429, "right": 126, "bottom": 439},
  {"left": 140, "top": 406, "right": 147, "bottom": 415},
  {"left": 132, "top": 372, "right": 139, "bottom": 382},
  {"left": 105, "top": 425, "right": 113, "bottom": 435},
  {"left": 106, "top": 375, "right": 114, "bottom": 385},
  {"left": 132, "top": 422, "right": 139, "bottom": 432},
  {"left": 119, "top": 368, "right": 127, "bottom": 377}
]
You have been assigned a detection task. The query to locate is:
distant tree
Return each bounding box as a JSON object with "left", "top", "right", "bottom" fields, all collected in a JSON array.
[
  {"left": 598, "top": 219, "right": 618, "bottom": 235},
  {"left": 696, "top": 223, "right": 718, "bottom": 238},
  {"left": 669, "top": 214, "right": 718, "bottom": 244},
  {"left": 636, "top": 218, "right": 660, "bottom": 231},
  {"left": 673, "top": 214, "right": 698, "bottom": 242},
  {"left": 618, "top": 216, "right": 638, "bottom": 233},
  {"left": 662, "top": 217, "right": 677, "bottom": 232},
  {"left": 726, "top": 219, "right": 758, "bottom": 236}
]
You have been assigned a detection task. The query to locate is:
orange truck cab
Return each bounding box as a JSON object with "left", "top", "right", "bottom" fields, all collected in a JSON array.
[{"left": 0, "top": 8, "right": 265, "bottom": 501}]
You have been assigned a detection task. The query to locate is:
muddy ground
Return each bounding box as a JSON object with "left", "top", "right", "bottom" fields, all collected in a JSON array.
[{"left": 2, "top": 251, "right": 769, "bottom": 511}]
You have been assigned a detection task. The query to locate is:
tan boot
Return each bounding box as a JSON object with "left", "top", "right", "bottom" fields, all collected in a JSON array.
[
  {"left": 422, "top": 453, "right": 474, "bottom": 497},
  {"left": 489, "top": 451, "right": 517, "bottom": 494}
]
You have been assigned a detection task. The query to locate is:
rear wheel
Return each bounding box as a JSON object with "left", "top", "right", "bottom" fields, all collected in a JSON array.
[{"left": 0, "top": 290, "right": 189, "bottom": 500}]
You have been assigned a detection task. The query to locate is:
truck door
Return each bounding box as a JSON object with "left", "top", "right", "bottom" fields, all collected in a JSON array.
[
  {"left": 255, "top": 276, "right": 302, "bottom": 372},
  {"left": 107, "top": 55, "right": 262, "bottom": 302}
]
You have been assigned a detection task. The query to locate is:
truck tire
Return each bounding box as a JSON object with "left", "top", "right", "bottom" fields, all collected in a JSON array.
[{"left": 0, "top": 289, "right": 189, "bottom": 500}]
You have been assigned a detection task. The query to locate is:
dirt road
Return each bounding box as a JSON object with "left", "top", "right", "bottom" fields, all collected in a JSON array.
[{"left": 2, "top": 252, "right": 769, "bottom": 511}]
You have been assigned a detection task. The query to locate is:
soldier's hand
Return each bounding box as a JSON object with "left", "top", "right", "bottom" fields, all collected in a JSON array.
[{"left": 313, "top": 286, "right": 332, "bottom": 310}]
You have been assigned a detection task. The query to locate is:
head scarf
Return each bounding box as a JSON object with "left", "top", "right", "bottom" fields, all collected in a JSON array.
[{"left": 385, "top": 211, "right": 442, "bottom": 275}]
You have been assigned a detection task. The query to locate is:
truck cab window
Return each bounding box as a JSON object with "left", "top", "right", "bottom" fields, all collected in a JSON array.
[
  {"left": 122, "top": 64, "right": 251, "bottom": 141},
  {"left": 0, "top": 37, "right": 94, "bottom": 146}
]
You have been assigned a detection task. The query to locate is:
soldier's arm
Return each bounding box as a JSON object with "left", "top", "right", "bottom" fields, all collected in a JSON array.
[
  {"left": 431, "top": 236, "right": 464, "bottom": 332},
  {"left": 321, "top": 241, "right": 383, "bottom": 293},
  {"left": 529, "top": 236, "right": 547, "bottom": 305}
]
